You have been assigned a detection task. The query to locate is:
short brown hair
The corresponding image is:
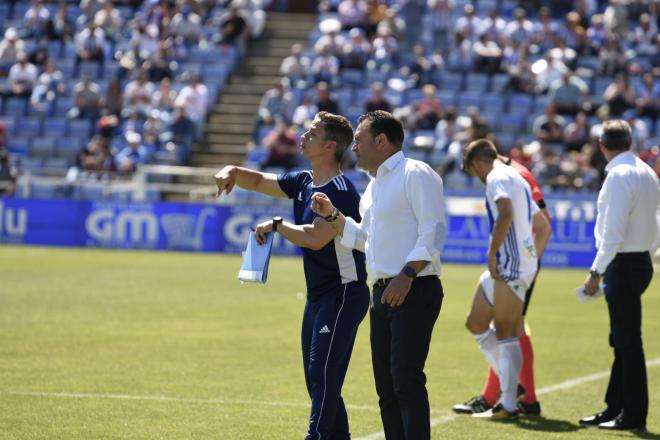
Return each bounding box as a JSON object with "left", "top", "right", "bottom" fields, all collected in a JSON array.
[
  {"left": 600, "top": 119, "right": 632, "bottom": 151},
  {"left": 316, "top": 111, "right": 354, "bottom": 163},
  {"left": 463, "top": 139, "right": 498, "bottom": 170}
]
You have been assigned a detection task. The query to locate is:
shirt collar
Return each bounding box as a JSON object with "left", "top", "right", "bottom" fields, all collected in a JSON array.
[
  {"left": 605, "top": 150, "right": 635, "bottom": 172},
  {"left": 376, "top": 151, "right": 405, "bottom": 177}
]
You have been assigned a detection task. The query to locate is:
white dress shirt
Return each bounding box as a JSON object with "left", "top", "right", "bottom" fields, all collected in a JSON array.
[
  {"left": 341, "top": 151, "right": 447, "bottom": 280},
  {"left": 591, "top": 151, "right": 660, "bottom": 275}
]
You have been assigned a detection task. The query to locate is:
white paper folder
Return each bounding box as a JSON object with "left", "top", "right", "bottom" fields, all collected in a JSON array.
[{"left": 238, "top": 231, "right": 274, "bottom": 284}]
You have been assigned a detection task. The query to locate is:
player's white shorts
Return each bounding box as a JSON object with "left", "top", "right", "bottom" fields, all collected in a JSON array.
[{"left": 479, "top": 270, "right": 536, "bottom": 305}]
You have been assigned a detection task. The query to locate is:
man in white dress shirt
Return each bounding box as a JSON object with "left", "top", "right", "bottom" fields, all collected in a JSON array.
[
  {"left": 579, "top": 120, "right": 659, "bottom": 432},
  {"left": 311, "top": 110, "right": 446, "bottom": 440},
  {"left": 461, "top": 139, "right": 551, "bottom": 420}
]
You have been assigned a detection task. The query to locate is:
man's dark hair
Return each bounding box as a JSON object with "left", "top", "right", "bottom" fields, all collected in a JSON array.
[
  {"left": 316, "top": 111, "right": 354, "bottom": 163},
  {"left": 462, "top": 138, "right": 498, "bottom": 170},
  {"left": 600, "top": 119, "right": 632, "bottom": 151},
  {"left": 357, "top": 110, "right": 404, "bottom": 149}
]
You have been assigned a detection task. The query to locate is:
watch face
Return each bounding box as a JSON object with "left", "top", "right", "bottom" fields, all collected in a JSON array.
[{"left": 273, "top": 216, "right": 283, "bottom": 222}]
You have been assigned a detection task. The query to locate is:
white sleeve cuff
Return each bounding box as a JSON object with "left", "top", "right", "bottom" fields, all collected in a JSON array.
[{"left": 341, "top": 217, "right": 359, "bottom": 249}]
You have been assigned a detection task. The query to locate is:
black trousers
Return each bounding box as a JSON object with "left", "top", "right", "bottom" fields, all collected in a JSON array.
[
  {"left": 603, "top": 251, "right": 654, "bottom": 426},
  {"left": 371, "top": 276, "right": 443, "bottom": 440}
]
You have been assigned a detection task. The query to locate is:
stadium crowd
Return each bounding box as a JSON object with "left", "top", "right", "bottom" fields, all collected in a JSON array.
[
  {"left": 253, "top": 0, "right": 658, "bottom": 192},
  {"left": 0, "top": 0, "right": 264, "bottom": 186}
]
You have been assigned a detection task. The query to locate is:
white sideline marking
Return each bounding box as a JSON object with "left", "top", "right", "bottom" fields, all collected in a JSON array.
[{"left": 353, "top": 356, "right": 660, "bottom": 440}]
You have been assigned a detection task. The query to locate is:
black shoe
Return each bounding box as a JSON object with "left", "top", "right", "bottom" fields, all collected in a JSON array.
[
  {"left": 579, "top": 409, "right": 619, "bottom": 427},
  {"left": 599, "top": 415, "right": 647, "bottom": 433},
  {"left": 452, "top": 395, "right": 492, "bottom": 414},
  {"left": 517, "top": 400, "right": 541, "bottom": 416},
  {"left": 473, "top": 403, "right": 519, "bottom": 420}
]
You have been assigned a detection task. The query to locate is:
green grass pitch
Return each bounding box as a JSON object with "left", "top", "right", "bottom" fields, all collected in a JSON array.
[{"left": 1, "top": 245, "right": 659, "bottom": 439}]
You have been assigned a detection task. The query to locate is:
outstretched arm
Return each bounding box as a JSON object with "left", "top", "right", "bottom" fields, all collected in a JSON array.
[
  {"left": 214, "top": 165, "right": 287, "bottom": 198},
  {"left": 254, "top": 217, "right": 337, "bottom": 250}
]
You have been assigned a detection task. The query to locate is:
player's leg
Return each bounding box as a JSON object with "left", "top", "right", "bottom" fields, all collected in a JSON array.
[
  {"left": 301, "top": 299, "right": 316, "bottom": 398},
  {"left": 305, "top": 283, "right": 369, "bottom": 440},
  {"left": 518, "top": 275, "right": 540, "bottom": 414},
  {"left": 371, "top": 281, "right": 405, "bottom": 439},
  {"left": 492, "top": 279, "right": 524, "bottom": 415}
]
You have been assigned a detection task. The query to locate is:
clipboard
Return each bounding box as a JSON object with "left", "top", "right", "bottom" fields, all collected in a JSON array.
[{"left": 238, "top": 231, "right": 274, "bottom": 284}]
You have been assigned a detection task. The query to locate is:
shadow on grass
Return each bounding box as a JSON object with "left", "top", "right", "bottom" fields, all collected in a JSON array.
[{"left": 516, "top": 416, "right": 580, "bottom": 433}]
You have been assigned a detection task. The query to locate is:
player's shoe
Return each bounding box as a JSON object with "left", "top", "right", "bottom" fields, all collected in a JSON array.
[
  {"left": 517, "top": 400, "right": 542, "bottom": 416},
  {"left": 452, "top": 395, "right": 492, "bottom": 414},
  {"left": 473, "top": 403, "right": 519, "bottom": 420}
]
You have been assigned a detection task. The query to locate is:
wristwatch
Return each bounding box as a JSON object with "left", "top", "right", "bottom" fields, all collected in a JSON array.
[
  {"left": 401, "top": 265, "right": 418, "bottom": 279},
  {"left": 323, "top": 207, "right": 340, "bottom": 223},
  {"left": 272, "top": 216, "right": 283, "bottom": 232}
]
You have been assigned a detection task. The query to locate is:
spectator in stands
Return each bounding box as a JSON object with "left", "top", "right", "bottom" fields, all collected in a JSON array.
[
  {"left": 447, "top": 32, "right": 473, "bottom": 71},
  {"left": 144, "top": 41, "right": 174, "bottom": 82},
  {"left": 533, "top": 148, "right": 569, "bottom": 190},
  {"left": 364, "top": 82, "right": 391, "bottom": 113},
  {"left": 557, "top": 11, "right": 583, "bottom": 51},
  {"left": 533, "top": 53, "right": 568, "bottom": 94},
  {"left": 504, "top": 47, "right": 534, "bottom": 93},
  {"left": 74, "top": 135, "right": 116, "bottom": 178},
  {"left": 636, "top": 72, "right": 659, "bottom": 119},
  {"left": 139, "top": 0, "right": 174, "bottom": 32},
  {"left": 603, "top": 0, "right": 629, "bottom": 38},
  {"left": 292, "top": 94, "right": 318, "bottom": 129},
  {"left": 478, "top": 8, "right": 506, "bottom": 45},
  {"left": 143, "top": 110, "right": 164, "bottom": 147},
  {"left": 533, "top": 102, "right": 566, "bottom": 148},
  {"left": 337, "top": 0, "right": 367, "bottom": 31},
  {"left": 123, "top": 70, "right": 155, "bottom": 118},
  {"left": 370, "top": 26, "right": 399, "bottom": 71},
  {"left": 30, "top": 59, "right": 65, "bottom": 114},
  {"left": 0, "top": 28, "right": 24, "bottom": 75},
  {"left": 74, "top": 22, "right": 106, "bottom": 76},
  {"left": 454, "top": 3, "right": 480, "bottom": 42},
  {"left": 623, "top": 110, "right": 650, "bottom": 151},
  {"left": 586, "top": 14, "right": 607, "bottom": 55},
  {"left": 401, "top": 43, "right": 440, "bottom": 88},
  {"left": 564, "top": 110, "right": 590, "bottom": 152},
  {"left": 240, "top": 0, "right": 267, "bottom": 40},
  {"left": 599, "top": 37, "right": 627, "bottom": 76},
  {"left": 472, "top": 33, "right": 502, "bottom": 74},
  {"left": 49, "top": 2, "right": 74, "bottom": 42},
  {"left": 218, "top": 4, "right": 249, "bottom": 58},
  {"left": 376, "top": 7, "right": 405, "bottom": 41},
  {"left": 167, "top": 104, "right": 195, "bottom": 150},
  {"left": 311, "top": 45, "right": 340, "bottom": 86},
  {"left": 0, "top": 149, "right": 18, "bottom": 197},
  {"left": 80, "top": 0, "right": 105, "bottom": 22},
  {"left": 413, "top": 84, "right": 443, "bottom": 130},
  {"left": 175, "top": 73, "right": 209, "bottom": 139},
  {"left": 341, "top": 27, "right": 371, "bottom": 70},
  {"left": 117, "top": 131, "right": 149, "bottom": 174},
  {"left": 23, "top": 0, "right": 51, "bottom": 39},
  {"left": 531, "top": 7, "right": 558, "bottom": 53},
  {"left": 548, "top": 71, "right": 589, "bottom": 115},
  {"left": 630, "top": 13, "right": 657, "bottom": 57},
  {"left": 314, "top": 24, "right": 345, "bottom": 57},
  {"left": 364, "top": 0, "right": 388, "bottom": 38},
  {"left": 6, "top": 53, "right": 38, "bottom": 99},
  {"left": 103, "top": 78, "right": 123, "bottom": 117},
  {"left": 69, "top": 73, "right": 102, "bottom": 120},
  {"left": 170, "top": 2, "right": 203, "bottom": 45},
  {"left": 315, "top": 81, "right": 339, "bottom": 114},
  {"left": 260, "top": 122, "right": 300, "bottom": 171},
  {"left": 254, "top": 78, "right": 294, "bottom": 141},
  {"left": 152, "top": 77, "right": 177, "bottom": 118},
  {"left": 397, "top": 0, "right": 426, "bottom": 51},
  {"left": 280, "top": 44, "right": 311, "bottom": 86},
  {"left": 427, "top": 0, "right": 454, "bottom": 57},
  {"left": 603, "top": 73, "right": 636, "bottom": 117},
  {"left": 434, "top": 106, "right": 459, "bottom": 152},
  {"left": 504, "top": 8, "right": 533, "bottom": 47},
  {"left": 28, "top": 39, "right": 49, "bottom": 67},
  {"left": 94, "top": 0, "right": 123, "bottom": 44}
]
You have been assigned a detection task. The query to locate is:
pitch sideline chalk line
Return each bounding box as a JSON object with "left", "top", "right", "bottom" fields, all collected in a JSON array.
[
  {"left": 6, "top": 357, "right": 660, "bottom": 437},
  {"left": 354, "top": 356, "right": 660, "bottom": 440}
]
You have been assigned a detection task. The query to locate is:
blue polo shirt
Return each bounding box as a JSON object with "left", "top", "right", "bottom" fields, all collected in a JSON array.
[{"left": 278, "top": 171, "right": 367, "bottom": 298}]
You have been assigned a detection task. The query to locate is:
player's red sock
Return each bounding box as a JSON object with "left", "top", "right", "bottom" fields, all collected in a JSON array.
[
  {"left": 519, "top": 334, "right": 538, "bottom": 404},
  {"left": 481, "top": 367, "right": 500, "bottom": 406}
]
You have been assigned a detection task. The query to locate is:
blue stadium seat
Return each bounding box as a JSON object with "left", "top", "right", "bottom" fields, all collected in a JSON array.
[
  {"left": 78, "top": 61, "right": 100, "bottom": 79},
  {"left": 29, "top": 137, "right": 56, "bottom": 158},
  {"left": 43, "top": 118, "right": 68, "bottom": 137},
  {"left": 465, "top": 73, "right": 489, "bottom": 92},
  {"left": 29, "top": 181, "right": 58, "bottom": 199},
  {"left": 3, "top": 97, "right": 28, "bottom": 117},
  {"left": 365, "top": 69, "right": 389, "bottom": 84},
  {"left": 67, "top": 119, "right": 93, "bottom": 138},
  {"left": 340, "top": 69, "right": 364, "bottom": 87},
  {"left": 481, "top": 93, "right": 505, "bottom": 114},
  {"left": 7, "top": 136, "right": 30, "bottom": 155},
  {"left": 508, "top": 94, "right": 533, "bottom": 114},
  {"left": 17, "top": 117, "right": 43, "bottom": 136},
  {"left": 437, "top": 90, "right": 456, "bottom": 108},
  {"left": 533, "top": 95, "right": 550, "bottom": 114},
  {"left": 56, "top": 137, "right": 84, "bottom": 160},
  {"left": 495, "top": 132, "right": 516, "bottom": 151},
  {"left": 55, "top": 96, "right": 75, "bottom": 117},
  {"left": 76, "top": 184, "right": 106, "bottom": 200},
  {"left": 334, "top": 88, "right": 353, "bottom": 113},
  {"left": 457, "top": 92, "right": 482, "bottom": 112},
  {"left": 44, "top": 157, "right": 70, "bottom": 170},
  {"left": 489, "top": 73, "right": 509, "bottom": 92},
  {"left": 19, "top": 157, "right": 43, "bottom": 173},
  {"left": 0, "top": 117, "right": 15, "bottom": 136},
  {"left": 497, "top": 114, "right": 525, "bottom": 133},
  {"left": 439, "top": 72, "right": 463, "bottom": 91}
]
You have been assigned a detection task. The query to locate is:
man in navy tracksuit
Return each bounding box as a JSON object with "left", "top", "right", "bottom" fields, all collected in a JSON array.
[{"left": 215, "top": 112, "right": 369, "bottom": 439}]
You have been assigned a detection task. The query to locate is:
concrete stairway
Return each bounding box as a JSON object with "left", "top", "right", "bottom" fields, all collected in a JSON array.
[{"left": 190, "top": 12, "right": 317, "bottom": 168}]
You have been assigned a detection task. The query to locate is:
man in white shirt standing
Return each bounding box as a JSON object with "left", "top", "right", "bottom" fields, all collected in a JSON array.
[
  {"left": 311, "top": 110, "right": 446, "bottom": 440},
  {"left": 579, "top": 120, "right": 660, "bottom": 433},
  {"left": 461, "top": 139, "right": 550, "bottom": 420}
]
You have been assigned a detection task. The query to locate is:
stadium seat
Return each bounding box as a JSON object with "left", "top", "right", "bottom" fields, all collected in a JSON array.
[
  {"left": 489, "top": 73, "right": 509, "bottom": 92},
  {"left": 340, "top": 69, "right": 364, "bottom": 87},
  {"left": 7, "top": 136, "right": 31, "bottom": 155},
  {"left": 67, "top": 119, "right": 93, "bottom": 138},
  {"left": 43, "top": 118, "right": 68, "bottom": 137},
  {"left": 0, "top": 117, "right": 15, "bottom": 136},
  {"left": 29, "top": 181, "right": 58, "bottom": 199},
  {"left": 3, "top": 97, "right": 28, "bottom": 117},
  {"left": 457, "top": 92, "right": 482, "bottom": 112},
  {"left": 437, "top": 90, "right": 456, "bottom": 108},
  {"left": 29, "top": 137, "right": 56, "bottom": 158},
  {"left": 44, "top": 157, "right": 70, "bottom": 170},
  {"left": 508, "top": 94, "right": 533, "bottom": 115},
  {"left": 19, "top": 157, "right": 43, "bottom": 173},
  {"left": 481, "top": 93, "right": 505, "bottom": 114},
  {"left": 497, "top": 114, "right": 525, "bottom": 133},
  {"left": 56, "top": 137, "right": 84, "bottom": 161},
  {"left": 465, "top": 73, "right": 489, "bottom": 93},
  {"left": 17, "top": 117, "right": 43, "bottom": 136},
  {"left": 439, "top": 72, "right": 463, "bottom": 91}
]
